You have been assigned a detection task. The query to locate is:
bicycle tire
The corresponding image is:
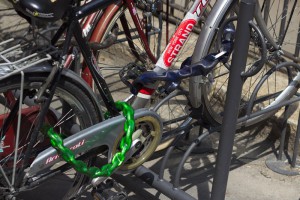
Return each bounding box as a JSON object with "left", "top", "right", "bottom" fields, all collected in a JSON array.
[
  {"left": 0, "top": 69, "right": 102, "bottom": 199},
  {"left": 192, "top": 0, "right": 300, "bottom": 128}
]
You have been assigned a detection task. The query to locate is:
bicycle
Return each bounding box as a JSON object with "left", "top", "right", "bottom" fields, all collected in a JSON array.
[
  {"left": 129, "top": 0, "right": 300, "bottom": 131},
  {"left": 0, "top": 1, "right": 300, "bottom": 198},
  {"left": 0, "top": 0, "right": 224, "bottom": 199},
  {"left": 189, "top": 0, "right": 300, "bottom": 128},
  {"left": 0, "top": 0, "right": 207, "bottom": 141}
]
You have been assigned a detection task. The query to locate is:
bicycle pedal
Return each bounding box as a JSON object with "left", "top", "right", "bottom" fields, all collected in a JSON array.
[
  {"left": 91, "top": 179, "right": 128, "bottom": 200},
  {"left": 119, "top": 63, "right": 147, "bottom": 90}
]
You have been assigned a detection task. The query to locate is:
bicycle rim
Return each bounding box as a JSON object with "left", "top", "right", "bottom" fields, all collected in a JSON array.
[{"left": 200, "top": 0, "right": 300, "bottom": 127}]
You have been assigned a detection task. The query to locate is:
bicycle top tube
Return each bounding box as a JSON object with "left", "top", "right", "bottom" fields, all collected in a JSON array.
[{"left": 75, "top": 0, "right": 119, "bottom": 20}]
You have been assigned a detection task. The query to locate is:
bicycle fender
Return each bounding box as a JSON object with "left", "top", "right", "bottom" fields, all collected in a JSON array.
[{"left": 23, "top": 63, "right": 103, "bottom": 118}]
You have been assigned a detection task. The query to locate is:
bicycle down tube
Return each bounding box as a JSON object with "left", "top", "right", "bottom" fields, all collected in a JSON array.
[{"left": 132, "top": 0, "right": 211, "bottom": 108}]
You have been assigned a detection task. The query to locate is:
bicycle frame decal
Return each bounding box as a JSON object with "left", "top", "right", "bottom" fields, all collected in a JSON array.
[
  {"left": 155, "top": 0, "right": 209, "bottom": 71},
  {"left": 45, "top": 139, "right": 85, "bottom": 165},
  {"left": 138, "top": 0, "right": 210, "bottom": 97},
  {"left": 194, "top": 0, "right": 208, "bottom": 16},
  {"left": 163, "top": 19, "right": 196, "bottom": 67},
  {"left": 0, "top": 136, "right": 10, "bottom": 153},
  {"left": 82, "top": 13, "right": 96, "bottom": 37}
]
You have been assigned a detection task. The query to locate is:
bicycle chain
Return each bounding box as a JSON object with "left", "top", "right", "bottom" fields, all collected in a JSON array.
[{"left": 47, "top": 101, "right": 135, "bottom": 178}]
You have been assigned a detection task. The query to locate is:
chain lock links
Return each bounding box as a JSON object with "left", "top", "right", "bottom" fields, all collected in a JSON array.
[{"left": 47, "top": 101, "right": 135, "bottom": 178}]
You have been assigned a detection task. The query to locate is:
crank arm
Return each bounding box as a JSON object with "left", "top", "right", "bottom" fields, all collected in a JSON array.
[
  {"left": 27, "top": 108, "right": 162, "bottom": 177},
  {"left": 90, "top": 137, "right": 142, "bottom": 187}
]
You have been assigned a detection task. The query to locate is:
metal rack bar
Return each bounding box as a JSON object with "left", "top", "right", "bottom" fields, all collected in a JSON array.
[
  {"left": 135, "top": 165, "right": 196, "bottom": 200},
  {"left": 210, "top": 1, "right": 256, "bottom": 199},
  {"left": 291, "top": 112, "right": 300, "bottom": 168}
]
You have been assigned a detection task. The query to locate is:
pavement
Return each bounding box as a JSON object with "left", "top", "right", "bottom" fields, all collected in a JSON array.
[
  {"left": 13, "top": 124, "right": 300, "bottom": 200},
  {"left": 16, "top": 123, "right": 300, "bottom": 200}
]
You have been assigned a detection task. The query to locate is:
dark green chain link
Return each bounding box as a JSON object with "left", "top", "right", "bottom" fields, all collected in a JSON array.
[{"left": 47, "top": 101, "right": 135, "bottom": 178}]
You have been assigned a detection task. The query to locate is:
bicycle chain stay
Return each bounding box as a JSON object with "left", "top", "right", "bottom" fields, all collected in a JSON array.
[{"left": 46, "top": 101, "right": 135, "bottom": 178}]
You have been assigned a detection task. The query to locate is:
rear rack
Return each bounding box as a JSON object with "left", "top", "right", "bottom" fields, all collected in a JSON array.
[{"left": 0, "top": 38, "right": 52, "bottom": 80}]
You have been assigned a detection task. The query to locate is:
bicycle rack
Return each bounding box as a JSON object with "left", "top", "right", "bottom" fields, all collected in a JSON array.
[
  {"left": 128, "top": 1, "right": 259, "bottom": 199},
  {"left": 265, "top": 107, "right": 300, "bottom": 176},
  {"left": 112, "top": 0, "right": 300, "bottom": 199},
  {"left": 133, "top": 128, "right": 219, "bottom": 200}
]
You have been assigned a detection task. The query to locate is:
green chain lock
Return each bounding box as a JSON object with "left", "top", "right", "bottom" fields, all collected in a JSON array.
[{"left": 47, "top": 101, "right": 135, "bottom": 178}]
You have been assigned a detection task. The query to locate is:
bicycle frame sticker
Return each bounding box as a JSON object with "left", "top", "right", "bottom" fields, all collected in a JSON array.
[
  {"left": 138, "top": 0, "right": 209, "bottom": 98},
  {"left": 0, "top": 136, "right": 9, "bottom": 153},
  {"left": 163, "top": 19, "right": 196, "bottom": 67},
  {"left": 45, "top": 139, "right": 85, "bottom": 165},
  {"left": 156, "top": 0, "right": 209, "bottom": 70},
  {"left": 194, "top": 0, "right": 208, "bottom": 16}
]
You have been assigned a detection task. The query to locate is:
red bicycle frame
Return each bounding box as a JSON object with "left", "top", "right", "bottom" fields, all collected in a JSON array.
[{"left": 79, "top": 0, "right": 158, "bottom": 87}]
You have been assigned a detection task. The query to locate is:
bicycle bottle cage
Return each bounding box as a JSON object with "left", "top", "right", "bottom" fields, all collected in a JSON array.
[{"left": 13, "top": 0, "right": 72, "bottom": 22}]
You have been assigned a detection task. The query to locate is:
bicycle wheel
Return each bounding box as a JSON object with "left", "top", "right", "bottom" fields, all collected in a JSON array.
[
  {"left": 196, "top": 0, "right": 300, "bottom": 127},
  {"left": 152, "top": 88, "right": 192, "bottom": 150},
  {"left": 92, "top": 2, "right": 162, "bottom": 70},
  {"left": 0, "top": 70, "right": 102, "bottom": 199}
]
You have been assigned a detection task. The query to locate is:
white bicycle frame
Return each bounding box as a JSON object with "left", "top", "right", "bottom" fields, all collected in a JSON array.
[{"left": 131, "top": 0, "right": 212, "bottom": 108}]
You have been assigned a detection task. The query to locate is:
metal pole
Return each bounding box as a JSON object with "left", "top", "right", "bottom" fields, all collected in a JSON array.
[
  {"left": 291, "top": 111, "right": 300, "bottom": 168},
  {"left": 263, "top": 0, "right": 270, "bottom": 25},
  {"left": 278, "top": 0, "right": 289, "bottom": 45},
  {"left": 278, "top": 106, "right": 289, "bottom": 160},
  {"left": 210, "top": 1, "right": 256, "bottom": 199},
  {"left": 295, "top": 21, "right": 300, "bottom": 58},
  {"left": 135, "top": 165, "right": 196, "bottom": 200}
]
